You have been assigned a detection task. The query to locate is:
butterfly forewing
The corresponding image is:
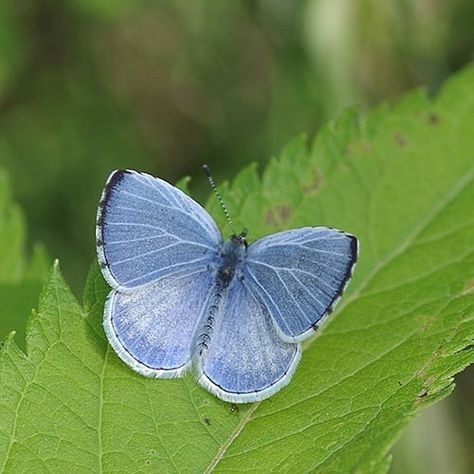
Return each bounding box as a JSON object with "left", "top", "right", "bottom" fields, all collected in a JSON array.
[{"left": 97, "top": 170, "right": 222, "bottom": 292}]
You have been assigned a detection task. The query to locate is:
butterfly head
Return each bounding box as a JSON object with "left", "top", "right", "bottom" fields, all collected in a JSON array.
[{"left": 231, "top": 229, "right": 248, "bottom": 249}]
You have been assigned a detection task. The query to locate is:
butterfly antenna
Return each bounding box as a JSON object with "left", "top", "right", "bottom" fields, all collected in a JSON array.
[{"left": 203, "top": 164, "right": 236, "bottom": 234}]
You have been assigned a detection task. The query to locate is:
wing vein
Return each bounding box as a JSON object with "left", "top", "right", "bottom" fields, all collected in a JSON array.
[{"left": 245, "top": 267, "right": 293, "bottom": 335}]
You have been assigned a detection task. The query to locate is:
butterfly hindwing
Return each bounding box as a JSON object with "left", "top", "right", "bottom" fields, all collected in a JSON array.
[
  {"left": 195, "top": 279, "right": 301, "bottom": 403},
  {"left": 97, "top": 170, "right": 222, "bottom": 292},
  {"left": 245, "top": 227, "right": 358, "bottom": 342},
  {"left": 104, "top": 270, "right": 214, "bottom": 377}
]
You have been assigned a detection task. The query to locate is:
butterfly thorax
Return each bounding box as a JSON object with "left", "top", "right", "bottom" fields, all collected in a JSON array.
[{"left": 216, "top": 235, "right": 247, "bottom": 289}]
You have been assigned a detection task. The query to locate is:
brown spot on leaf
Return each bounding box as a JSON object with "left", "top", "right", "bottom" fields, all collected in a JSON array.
[
  {"left": 362, "top": 141, "right": 373, "bottom": 154},
  {"left": 303, "top": 169, "right": 322, "bottom": 196},
  {"left": 415, "top": 314, "right": 437, "bottom": 332},
  {"left": 265, "top": 205, "right": 292, "bottom": 226},
  {"left": 347, "top": 140, "right": 373, "bottom": 155},
  {"left": 427, "top": 113, "right": 439, "bottom": 125},
  {"left": 395, "top": 132, "right": 406, "bottom": 147}
]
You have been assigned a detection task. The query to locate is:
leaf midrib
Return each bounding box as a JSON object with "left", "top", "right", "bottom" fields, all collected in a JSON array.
[
  {"left": 204, "top": 403, "right": 259, "bottom": 474},
  {"left": 97, "top": 343, "right": 109, "bottom": 474}
]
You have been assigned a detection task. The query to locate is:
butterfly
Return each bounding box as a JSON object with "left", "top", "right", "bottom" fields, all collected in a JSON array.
[{"left": 96, "top": 169, "right": 358, "bottom": 403}]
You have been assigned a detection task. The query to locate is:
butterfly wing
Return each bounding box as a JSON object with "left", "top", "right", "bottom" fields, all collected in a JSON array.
[
  {"left": 195, "top": 280, "right": 301, "bottom": 403},
  {"left": 97, "top": 169, "right": 222, "bottom": 292},
  {"left": 104, "top": 270, "right": 214, "bottom": 377},
  {"left": 245, "top": 227, "right": 358, "bottom": 342}
]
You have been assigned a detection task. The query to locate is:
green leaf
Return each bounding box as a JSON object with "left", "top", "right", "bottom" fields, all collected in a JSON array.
[
  {"left": 1, "top": 66, "right": 474, "bottom": 473},
  {"left": 0, "top": 170, "right": 49, "bottom": 348}
]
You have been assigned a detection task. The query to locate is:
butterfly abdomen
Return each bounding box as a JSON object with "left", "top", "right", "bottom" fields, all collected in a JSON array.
[
  {"left": 196, "top": 237, "right": 247, "bottom": 355},
  {"left": 196, "top": 290, "right": 222, "bottom": 355}
]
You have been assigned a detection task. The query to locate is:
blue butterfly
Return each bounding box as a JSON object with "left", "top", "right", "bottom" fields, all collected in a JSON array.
[{"left": 96, "top": 169, "right": 358, "bottom": 403}]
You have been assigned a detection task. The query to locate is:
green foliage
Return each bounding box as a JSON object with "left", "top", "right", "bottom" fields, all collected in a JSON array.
[
  {"left": 0, "top": 67, "right": 473, "bottom": 473},
  {"left": 0, "top": 170, "right": 49, "bottom": 348}
]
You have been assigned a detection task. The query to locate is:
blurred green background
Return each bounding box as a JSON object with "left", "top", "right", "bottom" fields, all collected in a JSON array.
[{"left": 0, "top": 1, "right": 472, "bottom": 472}]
